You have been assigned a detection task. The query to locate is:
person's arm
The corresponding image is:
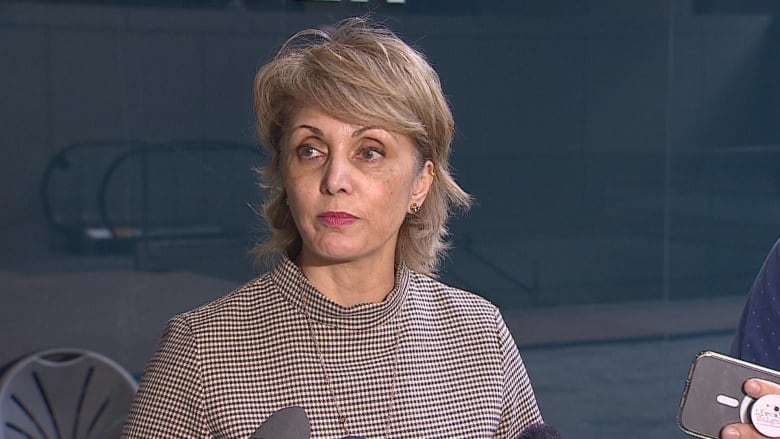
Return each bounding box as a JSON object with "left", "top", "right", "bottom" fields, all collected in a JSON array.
[
  {"left": 721, "top": 378, "right": 780, "bottom": 439},
  {"left": 494, "top": 309, "right": 543, "bottom": 438},
  {"left": 122, "top": 315, "right": 209, "bottom": 438},
  {"left": 729, "top": 239, "right": 780, "bottom": 369}
]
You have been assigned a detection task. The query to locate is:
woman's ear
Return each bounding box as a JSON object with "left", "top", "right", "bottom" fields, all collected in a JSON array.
[{"left": 410, "top": 160, "right": 435, "bottom": 206}]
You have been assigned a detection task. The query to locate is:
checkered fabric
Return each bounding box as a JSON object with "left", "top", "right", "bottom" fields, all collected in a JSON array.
[{"left": 122, "top": 256, "right": 542, "bottom": 438}]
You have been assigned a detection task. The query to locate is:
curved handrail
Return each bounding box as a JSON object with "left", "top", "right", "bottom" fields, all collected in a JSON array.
[
  {"left": 40, "top": 140, "right": 151, "bottom": 235},
  {"left": 96, "top": 139, "right": 264, "bottom": 239},
  {"left": 41, "top": 139, "right": 266, "bottom": 243}
]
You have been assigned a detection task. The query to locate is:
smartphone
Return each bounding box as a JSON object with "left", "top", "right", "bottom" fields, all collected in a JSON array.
[{"left": 678, "top": 351, "right": 780, "bottom": 438}]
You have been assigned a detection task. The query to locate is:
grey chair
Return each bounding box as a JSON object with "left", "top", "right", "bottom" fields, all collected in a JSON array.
[{"left": 0, "top": 348, "right": 138, "bottom": 439}]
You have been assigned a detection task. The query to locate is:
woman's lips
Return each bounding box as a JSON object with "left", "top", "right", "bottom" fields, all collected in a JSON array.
[{"left": 317, "top": 211, "right": 358, "bottom": 227}]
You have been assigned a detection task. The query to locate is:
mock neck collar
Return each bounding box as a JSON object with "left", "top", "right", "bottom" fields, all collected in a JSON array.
[{"left": 271, "top": 255, "right": 410, "bottom": 330}]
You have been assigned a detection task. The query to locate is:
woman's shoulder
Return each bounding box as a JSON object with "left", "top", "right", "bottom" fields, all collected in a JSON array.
[
  {"left": 172, "top": 272, "right": 280, "bottom": 329},
  {"left": 407, "top": 271, "right": 499, "bottom": 318}
]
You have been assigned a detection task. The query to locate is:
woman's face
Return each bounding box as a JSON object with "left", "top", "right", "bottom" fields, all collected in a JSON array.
[{"left": 282, "top": 105, "right": 433, "bottom": 267}]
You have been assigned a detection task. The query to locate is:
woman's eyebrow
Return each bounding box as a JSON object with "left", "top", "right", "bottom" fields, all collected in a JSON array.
[
  {"left": 352, "top": 126, "right": 372, "bottom": 138},
  {"left": 354, "top": 126, "right": 398, "bottom": 141},
  {"left": 291, "top": 124, "right": 397, "bottom": 141},
  {"left": 292, "top": 124, "right": 323, "bottom": 137}
]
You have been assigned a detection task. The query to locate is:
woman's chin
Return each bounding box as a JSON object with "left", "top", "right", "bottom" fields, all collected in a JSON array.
[
  {"left": 304, "top": 246, "right": 382, "bottom": 266},
  {"left": 303, "top": 246, "right": 359, "bottom": 263}
]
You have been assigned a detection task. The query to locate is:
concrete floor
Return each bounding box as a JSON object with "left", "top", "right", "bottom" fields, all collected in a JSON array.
[
  {"left": 521, "top": 331, "right": 733, "bottom": 438},
  {"left": 507, "top": 296, "right": 742, "bottom": 438}
]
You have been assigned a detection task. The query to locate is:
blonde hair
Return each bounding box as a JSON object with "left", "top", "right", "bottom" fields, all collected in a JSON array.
[{"left": 253, "top": 16, "right": 471, "bottom": 276}]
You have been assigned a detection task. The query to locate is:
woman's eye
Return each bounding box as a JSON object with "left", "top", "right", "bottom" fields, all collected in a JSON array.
[
  {"left": 296, "top": 145, "right": 324, "bottom": 160},
  {"left": 359, "top": 147, "right": 385, "bottom": 161}
]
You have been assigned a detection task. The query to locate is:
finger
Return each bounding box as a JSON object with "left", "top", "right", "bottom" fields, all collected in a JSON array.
[
  {"left": 722, "top": 423, "right": 766, "bottom": 439},
  {"left": 744, "top": 378, "right": 780, "bottom": 398},
  {"left": 745, "top": 379, "right": 762, "bottom": 397}
]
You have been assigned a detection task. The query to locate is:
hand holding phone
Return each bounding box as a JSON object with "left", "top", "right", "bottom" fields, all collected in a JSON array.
[
  {"left": 722, "top": 378, "right": 780, "bottom": 439},
  {"left": 678, "top": 351, "right": 780, "bottom": 438}
]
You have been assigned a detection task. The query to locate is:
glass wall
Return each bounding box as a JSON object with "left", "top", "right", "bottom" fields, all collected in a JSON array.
[{"left": 2, "top": 1, "right": 779, "bottom": 437}]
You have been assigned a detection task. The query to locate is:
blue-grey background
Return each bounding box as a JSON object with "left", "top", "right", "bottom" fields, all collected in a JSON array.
[{"left": 2, "top": 0, "right": 779, "bottom": 437}]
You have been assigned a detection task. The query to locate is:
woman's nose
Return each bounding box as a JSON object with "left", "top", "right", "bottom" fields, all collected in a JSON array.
[{"left": 321, "top": 153, "right": 354, "bottom": 195}]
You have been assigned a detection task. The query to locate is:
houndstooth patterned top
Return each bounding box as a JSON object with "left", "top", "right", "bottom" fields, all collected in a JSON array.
[{"left": 122, "top": 256, "right": 542, "bottom": 438}]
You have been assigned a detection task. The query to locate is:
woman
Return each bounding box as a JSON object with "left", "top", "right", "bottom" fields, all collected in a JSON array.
[{"left": 123, "top": 17, "right": 542, "bottom": 438}]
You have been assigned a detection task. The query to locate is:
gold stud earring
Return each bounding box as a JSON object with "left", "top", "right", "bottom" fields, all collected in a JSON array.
[{"left": 410, "top": 202, "right": 421, "bottom": 214}]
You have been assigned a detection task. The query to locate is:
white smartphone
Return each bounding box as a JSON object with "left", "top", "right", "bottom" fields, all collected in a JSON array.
[{"left": 678, "top": 351, "right": 780, "bottom": 438}]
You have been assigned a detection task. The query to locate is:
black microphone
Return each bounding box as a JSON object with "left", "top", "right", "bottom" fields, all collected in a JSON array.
[
  {"left": 250, "top": 406, "right": 311, "bottom": 439},
  {"left": 517, "top": 422, "right": 562, "bottom": 439}
]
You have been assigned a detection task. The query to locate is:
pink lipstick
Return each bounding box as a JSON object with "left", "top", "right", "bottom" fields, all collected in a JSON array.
[{"left": 317, "top": 211, "right": 358, "bottom": 227}]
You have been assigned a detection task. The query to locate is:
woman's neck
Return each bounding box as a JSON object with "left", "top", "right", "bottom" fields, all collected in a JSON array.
[{"left": 298, "top": 255, "right": 396, "bottom": 307}]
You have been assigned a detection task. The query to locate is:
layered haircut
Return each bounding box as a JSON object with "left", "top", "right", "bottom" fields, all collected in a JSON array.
[{"left": 253, "top": 16, "right": 471, "bottom": 276}]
